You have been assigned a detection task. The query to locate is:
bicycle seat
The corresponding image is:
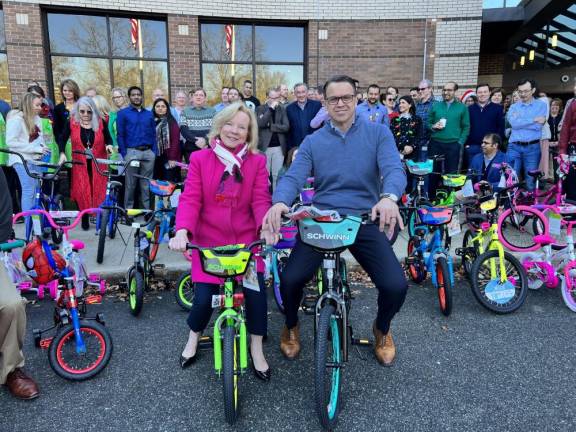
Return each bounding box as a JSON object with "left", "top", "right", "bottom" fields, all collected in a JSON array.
[
  {"left": 0, "top": 240, "right": 25, "bottom": 252},
  {"left": 109, "top": 180, "right": 123, "bottom": 190},
  {"left": 69, "top": 239, "right": 85, "bottom": 251},
  {"left": 533, "top": 234, "right": 555, "bottom": 246},
  {"left": 528, "top": 170, "right": 544, "bottom": 179}
]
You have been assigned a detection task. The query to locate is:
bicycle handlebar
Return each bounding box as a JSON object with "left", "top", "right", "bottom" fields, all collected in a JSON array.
[
  {"left": 185, "top": 239, "right": 266, "bottom": 254},
  {"left": 73, "top": 149, "right": 150, "bottom": 177},
  {"left": 0, "top": 148, "right": 81, "bottom": 180},
  {"left": 12, "top": 208, "right": 101, "bottom": 232}
]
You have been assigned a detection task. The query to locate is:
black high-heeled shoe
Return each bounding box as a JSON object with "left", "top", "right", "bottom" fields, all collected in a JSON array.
[
  {"left": 249, "top": 352, "right": 271, "bottom": 382},
  {"left": 180, "top": 351, "right": 199, "bottom": 369}
]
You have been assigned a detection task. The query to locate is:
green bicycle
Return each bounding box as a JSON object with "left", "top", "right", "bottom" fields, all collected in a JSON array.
[{"left": 185, "top": 240, "right": 264, "bottom": 424}]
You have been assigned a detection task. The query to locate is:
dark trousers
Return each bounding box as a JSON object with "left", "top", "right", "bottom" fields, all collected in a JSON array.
[
  {"left": 280, "top": 224, "right": 407, "bottom": 334},
  {"left": 428, "top": 139, "right": 462, "bottom": 200},
  {"left": 187, "top": 274, "right": 267, "bottom": 336}
]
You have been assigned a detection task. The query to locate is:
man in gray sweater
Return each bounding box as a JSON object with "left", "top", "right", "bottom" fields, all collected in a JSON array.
[{"left": 262, "top": 75, "right": 407, "bottom": 367}]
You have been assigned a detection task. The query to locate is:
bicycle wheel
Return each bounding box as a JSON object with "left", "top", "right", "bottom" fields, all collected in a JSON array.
[
  {"left": 48, "top": 320, "right": 113, "bottom": 381},
  {"left": 461, "top": 229, "right": 478, "bottom": 279},
  {"left": 272, "top": 255, "right": 287, "bottom": 313},
  {"left": 314, "top": 304, "right": 342, "bottom": 430},
  {"left": 436, "top": 257, "right": 452, "bottom": 316},
  {"left": 222, "top": 326, "right": 239, "bottom": 425},
  {"left": 50, "top": 195, "right": 65, "bottom": 244},
  {"left": 498, "top": 206, "right": 546, "bottom": 252},
  {"left": 470, "top": 250, "right": 528, "bottom": 314},
  {"left": 96, "top": 209, "right": 109, "bottom": 264},
  {"left": 174, "top": 272, "right": 194, "bottom": 311},
  {"left": 128, "top": 267, "right": 145, "bottom": 316},
  {"left": 561, "top": 262, "right": 576, "bottom": 312},
  {"left": 148, "top": 222, "right": 161, "bottom": 263},
  {"left": 108, "top": 207, "right": 118, "bottom": 239},
  {"left": 406, "top": 238, "right": 426, "bottom": 283}
]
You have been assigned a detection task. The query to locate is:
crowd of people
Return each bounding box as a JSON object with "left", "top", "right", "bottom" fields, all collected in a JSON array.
[{"left": 1, "top": 72, "right": 576, "bottom": 400}]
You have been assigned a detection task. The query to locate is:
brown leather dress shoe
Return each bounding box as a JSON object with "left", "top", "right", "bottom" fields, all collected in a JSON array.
[
  {"left": 373, "top": 322, "right": 396, "bottom": 367},
  {"left": 5, "top": 368, "right": 39, "bottom": 400},
  {"left": 280, "top": 324, "right": 301, "bottom": 359}
]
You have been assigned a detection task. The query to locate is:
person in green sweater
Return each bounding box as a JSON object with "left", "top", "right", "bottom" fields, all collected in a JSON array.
[{"left": 427, "top": 81, "right": 470, "bottom": 197}]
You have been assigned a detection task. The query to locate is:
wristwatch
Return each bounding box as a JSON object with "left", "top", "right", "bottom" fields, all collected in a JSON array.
[{"left": 380, "top": 193, "right": 399, "bottom": 202}]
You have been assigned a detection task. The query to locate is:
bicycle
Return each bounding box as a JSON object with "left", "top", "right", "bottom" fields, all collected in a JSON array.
[
  {"left": 12, "top": 208, "right": 113, "bottom": 380},
  {"left": 0, "top": 148, "right": 79, "bottom": 244},
  {"left": 72, "top": 149, "right": 150, "bottom": 264},
  {"left": 405, "top": 205, "right": 455, "bottom": 316},
  {"left": 401, "top": 157, "right": 436, "bottom": 237},
  {"left": 461, "top": 192, "right": 529, "bottom": 313},
  {"left": 182, "top": 240, "right": 265, "bottom": 424}
]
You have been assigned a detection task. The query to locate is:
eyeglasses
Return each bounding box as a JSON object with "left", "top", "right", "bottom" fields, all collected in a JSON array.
[
  {"left": 79, "top": 109, "right": 93, "bottom": 115},
  {"left": 326, "top": 94, "right": 355, "bottom": 105},
  {"left": 518, "top": 89, "right": 533, "bottom": 95},
  {"left": 481, "top": 140, "right": 494, "bottom": 146},
  {"left": 418, "top": 87, "right": 428, "bottom": 91},
  {"left": 112, "top": 96, "right": 124, "bottom": 100},
  {"left": 386, "top": 98, "right": 394, "bottom": 102}
]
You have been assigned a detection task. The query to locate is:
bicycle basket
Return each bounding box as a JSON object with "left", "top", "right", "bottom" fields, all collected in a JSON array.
[
  {"left": 298, "top": 216, "right": 361, "bottom": 250},
  {"left": 149, "top": 179, "right": 176, "bottom": 197},
  {"left": 275, "top": 226, "right": 298, "bottom": 249},
  {"left": 442, "top": 174, "right": 467, "bottom": 188},
  {"left": 406, "top": 159, "right": 433, "bottom": 176},
  {"left": 417, "top": 207, "right": 453, "bottom": 225},
  {"left": 199, "top": 245, "right": 252, "bottom": 277},
  {"left": 479, "top": 197, "right": 497, "bottom": 211}
]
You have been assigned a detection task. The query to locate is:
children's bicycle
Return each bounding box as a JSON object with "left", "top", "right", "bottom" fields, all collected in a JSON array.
[
  {"left": 405, "top": 206, "right": 455, "bottom": 316},
  {"left": 12, "top": 208, "right": 112, "bottom": 380},
  {"left": 184, "top": 240, "right": 265, "bottom": 424}
]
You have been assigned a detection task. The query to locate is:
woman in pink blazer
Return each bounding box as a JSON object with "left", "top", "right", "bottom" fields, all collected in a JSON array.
[{"left": 170, "top": 102, "right": 273, "bottom": 381}]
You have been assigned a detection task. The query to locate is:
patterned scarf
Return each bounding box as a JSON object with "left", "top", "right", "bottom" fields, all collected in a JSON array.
[
  {"left": 155, "top": 117, "right": 170, "bottom": 156},
  {"left": 211, "top": 137, "right": 248, "bottom": 204}
]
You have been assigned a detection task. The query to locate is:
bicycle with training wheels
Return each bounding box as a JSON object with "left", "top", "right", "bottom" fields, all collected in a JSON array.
[
  {"left": 182, "top": 240, "right": 265, "bottom": 424},
  {"left": 73, "top": 149, "right": 150, "bottom": 264},
  {"left": 0, "top": 148, "right": 80, "bottom": 244},
  {"left": 405, "top": 205, "right": 456, "bottom": 316},
  {"left": 12, "top": 208, "right": 113, "bottom": 380}
]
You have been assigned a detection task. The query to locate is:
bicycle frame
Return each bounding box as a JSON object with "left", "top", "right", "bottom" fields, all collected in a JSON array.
[
  {"left": 414, "top": 225, "right": 455, "bottom": 288},
  {"left": 470, "top": 222, "right": 509, "bottom": 283}
]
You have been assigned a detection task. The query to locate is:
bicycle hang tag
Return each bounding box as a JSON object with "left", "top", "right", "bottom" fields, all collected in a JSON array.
[
  {"left": 462, "top": 179, "right": 474, "bottom": 197},
  {"left": 447, "top": 216, "right": 461, "bottom": 237},
  {"left": 49, "top": 210, "right": 79, "bottom": 219},
  {"left": 170, "top": 189, "right": 181, "bottom": 208},
  {"left": 131, "top": 222, "right": 141, "bottom": 228},
  {"left": 130, "top": 160, "right": 140, "bottom": 168},
  {"left": 548, "top": 212, "right": 562, "bottom": 236},
  {"left": 243, "top": 261, "right": 260, "bottom": 292},
  {"left": 211, "top": 295, "right": 221, "bottom": 308},
  {"left": 32, "top": 215, "right": 43, "bottom": 236},
  {"left": 498, "top": 174, "right": 506, "bottom": 189}
]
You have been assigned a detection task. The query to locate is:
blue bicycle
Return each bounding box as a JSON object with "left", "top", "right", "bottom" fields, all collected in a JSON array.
[
  {"left": 405, "top": 206, "right": 456, "bottom": 316},
  {"left": 0, "top": 148, "right": 79, "bottom": 245}
]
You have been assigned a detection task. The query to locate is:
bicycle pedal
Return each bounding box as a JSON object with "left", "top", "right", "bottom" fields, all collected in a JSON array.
[
  {"left": 152, "top": 264, "right": 166, "bottom": 271},
  {"left": 351, "top": 337, "right": 373, "bottom": 347},
  {"left": 33, "top": 329, "right": 42, "bottom": 348},
  {"left": 455, "top": 248, "right": 464, "bottom": 256},
  {"left": 198, "top": 336, "right": 213, "bottom": 349},
  {"left": 39, "top": 337, "right": 53, "bottom": 350},
  {"left": 85, "top": 295, "right": 102, "bottom": 305}
]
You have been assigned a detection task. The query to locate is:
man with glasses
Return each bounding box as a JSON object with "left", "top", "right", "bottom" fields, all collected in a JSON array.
[
  {"left": 469, "top": 133, "right": 508, "bottom": 190},
  {"left": 117, "top": 85, "right": 157, "bottom": 209},
  {"left": 286, "top": 83, "right": 322, "bottom": 150},
  {"left": 427, "top": 81, "right": 470, "bottom": 197},
  {"left": 262, "top": 75, "right": 407, "bottom": 367},
  {"left": 464, "top": 83, "right": 505, "bottom": 169},
  {"left": 256, "top": 87, "right": 290, "bottom": 190},
  {"left": 506, "top": 78, "right": 547, "bottom": 191},
  {"left": 356, "top": 84, "right": 389, "bottom": 126},
  {"left": 415, "top": 79, "right": 436, "bottom": 161}
]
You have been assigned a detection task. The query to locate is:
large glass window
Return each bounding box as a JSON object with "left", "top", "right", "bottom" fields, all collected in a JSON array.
[
  {"left": 200, "top": 22, "right": 305, "bottom": 105},
  {"left": 0, "top": 9, "right": 11, "bottom": 102},
  {"left": 47, "top": 12, "right": 169, "bottom": 106}
]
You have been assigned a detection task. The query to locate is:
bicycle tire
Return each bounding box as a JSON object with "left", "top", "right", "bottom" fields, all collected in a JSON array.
[
  {"left": 561, "top": 263, "right": 576, "bottom": 312},
  {"left": 314, "top": 304, "right": 342, "bottom": 430},
  {"left": 436, "top": 257, "right": 452, "bottom": 316},
  {"left": 148, "top": 222, "right": 161, "bottom": 263},
  {"left": 174, "top": 272, "right": 194, "bottom": 311},
  {"left": 461, "top": 229, "right": 478, "bottom": 279},
  {"left": 50, "top": 195, "right": 65, "bottom": 244},
  {"left": 128, "top": 268, "right": 145, "bottom": 316},
  {"left": 498, "top": 206, "right": 545, "bottom": 252},
  {"left": 96, "top": 209, "right": 109, "bottom": 264},
  {"left": 470, "top": 250, "right": 528, "bottom": 314},
  {"left": 48, "top": 320, "right": 113, "bottom": 381},
  {"left": 272, "top": 255, "right": 287, "bottom": 314},
  {"left": 406, "top": 238, "right": 426, "bottom": 284},
  {"left": 108, "top": 207, "right": 118, "bottom": 239},
  {"left": 222, "top": 326, "right": 239, "bottom": 425}
]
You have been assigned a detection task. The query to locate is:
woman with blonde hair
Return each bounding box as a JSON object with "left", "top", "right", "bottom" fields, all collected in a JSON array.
[
  {"left": 6, "top": 92, "right": 47, "bottom": 212},
  {"left": 169, "top": 102, "right": 273, "bottom": 380}
]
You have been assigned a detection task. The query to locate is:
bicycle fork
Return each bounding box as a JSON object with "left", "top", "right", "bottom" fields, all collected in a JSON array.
[{"left": 63, "top": 278, "right": 87, "bottom": 354}]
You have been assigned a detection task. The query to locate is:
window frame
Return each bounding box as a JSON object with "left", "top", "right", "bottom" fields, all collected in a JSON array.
[
  {"left": 42, "top": 7, "right": 171, "bottom": 102},
  {"left": 199, "top": 18, "right": 308, "bottom": 97},
  {"left": 0, "top": 6, "right": 11, "bottom": 102}
]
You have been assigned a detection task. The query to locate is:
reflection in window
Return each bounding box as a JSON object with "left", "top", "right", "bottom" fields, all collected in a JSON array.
[
  {"left": 48, "top": 14, "right": 108, "bottom": 55},
  {"left": 51, "top": 57, "right": 111, "bottom": 101},
  {"left": 0, "top": 54, "right": 11, "bottom": 102},
  {"left": 0, "top": 10, "right": 6, "bottom": 51},
  {"left": 202, "top": 63, "right": 253, "bottom": 106},
  {"left": 201, "top": 24, "right": 252, "bottom": 62},
  {"left": 142, "top": 61, "right": 169, "bottom": 107},
  {"left": 255, "top": 27, "right": 304, "bottom": 62},
  {"left": 255, "top": 65, "right": 304, "bottom": 102},
  {"left": 110, "top": 18, "right": 168, "bottom": 59}
]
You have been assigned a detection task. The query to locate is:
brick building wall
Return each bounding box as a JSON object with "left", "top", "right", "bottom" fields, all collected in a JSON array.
[{"left": 1, "top": 0, "right": 483, "bottom": 102}]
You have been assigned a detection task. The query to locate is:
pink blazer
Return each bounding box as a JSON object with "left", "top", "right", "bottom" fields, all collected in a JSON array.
[{"left": 175, "top": 148, "right": 271, "bottom": 284}]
